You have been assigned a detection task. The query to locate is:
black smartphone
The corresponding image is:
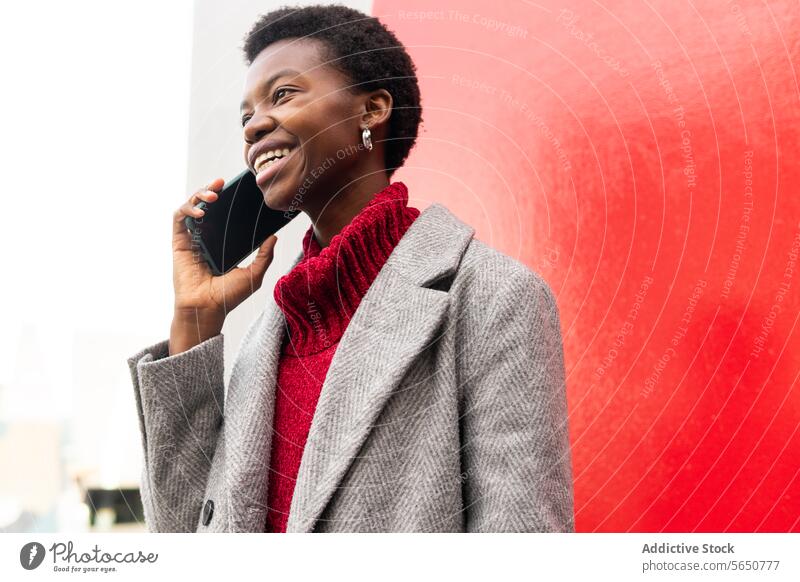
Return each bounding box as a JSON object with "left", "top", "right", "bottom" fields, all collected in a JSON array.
[{"left": 184, "top": 169, "right": 299, "bottom": 276}]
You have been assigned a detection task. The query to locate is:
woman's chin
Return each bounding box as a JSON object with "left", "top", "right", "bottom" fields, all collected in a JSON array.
[{"left": 261, "top": 186, "right": 298, "bottom": 212}]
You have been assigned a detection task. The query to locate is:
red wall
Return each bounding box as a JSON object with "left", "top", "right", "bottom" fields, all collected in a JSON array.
[{"left": 376, "top": 0, "right": 800, "bottom": 531}]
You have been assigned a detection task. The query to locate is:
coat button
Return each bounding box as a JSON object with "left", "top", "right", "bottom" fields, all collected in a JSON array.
[{"left": 202, "top": 499, "right": 214, "bottom": 525}]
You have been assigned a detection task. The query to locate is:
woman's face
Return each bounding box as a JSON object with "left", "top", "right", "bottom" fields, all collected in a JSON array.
[{"left": 240, "top": 38, "right": 368, "bottom": 212}]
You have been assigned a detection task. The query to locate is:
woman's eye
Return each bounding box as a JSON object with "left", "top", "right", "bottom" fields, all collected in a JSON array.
[
  {"left": 273, "top": 87, "right": 292, "bottom": 103},
  {"left": 241, "top": 89, "right": 293, "bottom": 127}
]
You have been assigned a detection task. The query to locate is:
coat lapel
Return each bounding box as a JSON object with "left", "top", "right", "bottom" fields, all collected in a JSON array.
[
  {"left": 224, "top": 202, "right": 475, "bottom": 533},
  {"left": 225, "top": 250, "right": 304, "bottom": 532},
  {"left": 287, "top": 203, "right": 475, "bottom": 532}
]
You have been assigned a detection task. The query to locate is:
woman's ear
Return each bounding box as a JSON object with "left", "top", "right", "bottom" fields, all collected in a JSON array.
[{"left": 362, "top": 89, "right": 393, "bottom": 130}]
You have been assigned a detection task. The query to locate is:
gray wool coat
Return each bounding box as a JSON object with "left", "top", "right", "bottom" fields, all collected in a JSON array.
[{"left": 127, "top": 202, "right": 575, "bottom": 533}]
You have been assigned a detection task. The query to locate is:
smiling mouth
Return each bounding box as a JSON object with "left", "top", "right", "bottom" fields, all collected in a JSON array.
[
  {"left": 253, "top": 147, "right": 298, "bottom": 188},
  {"left": 253, "top": 147, "right": 293, "bottom": 173}
]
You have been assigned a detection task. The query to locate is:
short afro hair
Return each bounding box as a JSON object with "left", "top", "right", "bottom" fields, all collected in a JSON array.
[{"left": 241, "top": 4, "right": 422, "bottom": 179}]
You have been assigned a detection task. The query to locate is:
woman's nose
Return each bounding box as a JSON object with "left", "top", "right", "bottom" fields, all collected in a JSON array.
[{"left": 244, "top": 111, "right": 277, "bottom": 145}]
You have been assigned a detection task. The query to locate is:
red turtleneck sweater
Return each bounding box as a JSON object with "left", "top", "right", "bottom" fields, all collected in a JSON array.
[{"left": 265, "top": 181, "right": 420, "bottom": 533}]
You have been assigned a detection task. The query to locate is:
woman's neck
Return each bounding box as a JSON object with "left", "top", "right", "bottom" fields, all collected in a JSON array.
[{"left": 303, "top": 172, "right": 390, "bottom": 248}]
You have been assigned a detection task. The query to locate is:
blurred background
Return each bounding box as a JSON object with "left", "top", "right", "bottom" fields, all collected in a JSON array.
[
  {"left": 0, "top": 0, "right": 195, "bottom": 532},
  {"left": 0, "top": 0, "right": 368, "bottom": 534},
  {"left": 1, "top": 0, "right": 798, "bottom": 532}
]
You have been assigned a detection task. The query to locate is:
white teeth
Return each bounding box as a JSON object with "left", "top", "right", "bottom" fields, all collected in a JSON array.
[{"left": 254, "top": 147, "right": 291, "bottom": 172}]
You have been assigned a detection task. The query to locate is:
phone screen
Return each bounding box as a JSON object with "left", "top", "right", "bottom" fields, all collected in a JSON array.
[{"left": 184, "top": 169, "right": 298, "bottom": 275}]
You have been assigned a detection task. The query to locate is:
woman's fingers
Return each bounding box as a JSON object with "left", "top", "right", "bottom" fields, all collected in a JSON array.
[
  {"left": 173, "top": 179, "right": 223, "bottom": 240},
  {"left": 179, "top": 200, "right": 206, "bottom": 219},
  {"left": 192, "top": 189, "right": 219, "bottom": 205},
  {"left": 206, "top": 177, "right": 225, "bottom": 192},
  {"left": 186, "top": 178, "right": 224, "bottom": 207},
  {"left": 176, "top": 181, "right": 223, "bottom": 225},
  {"left": 183, "top": 189, "right": 220, "bottom": 214}
]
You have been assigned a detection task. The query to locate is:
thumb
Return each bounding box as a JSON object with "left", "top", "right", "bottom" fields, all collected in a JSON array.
[{"left": 246, "top": 234, "right": 278, "bottom": 285}]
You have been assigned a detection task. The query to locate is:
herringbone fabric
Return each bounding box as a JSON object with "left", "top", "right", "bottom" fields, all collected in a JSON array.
[{"left": 127, "top": 202, "right": 575, "bottom": 532}]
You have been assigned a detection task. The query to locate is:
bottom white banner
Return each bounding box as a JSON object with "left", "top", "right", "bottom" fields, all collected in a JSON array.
[{"left": 1, "top": 533, "right": 797, "bottom": 581}]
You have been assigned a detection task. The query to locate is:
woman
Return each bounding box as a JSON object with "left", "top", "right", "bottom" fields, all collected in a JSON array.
[{"left": 127, "top": 5, "right": 574, "bottom": 533}]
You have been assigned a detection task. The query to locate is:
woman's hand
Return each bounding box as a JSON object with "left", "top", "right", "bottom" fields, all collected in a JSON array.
[{"left": 169, "top": 178, "right": 278, "bottom": 355}]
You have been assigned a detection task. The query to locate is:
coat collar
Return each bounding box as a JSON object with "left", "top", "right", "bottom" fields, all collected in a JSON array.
[{"left": 224, "top": 202, "right": 475, "bottom": 532}]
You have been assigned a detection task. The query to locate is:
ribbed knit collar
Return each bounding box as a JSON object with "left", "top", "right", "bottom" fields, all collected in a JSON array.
[{"left": 274, "top": 181, "right": 420, "bottom": 356}]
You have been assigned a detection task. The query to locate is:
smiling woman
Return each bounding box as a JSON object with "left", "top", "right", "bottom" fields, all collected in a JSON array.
[{"left": 126, "top": 4, "right": 574, "bottom": 533}]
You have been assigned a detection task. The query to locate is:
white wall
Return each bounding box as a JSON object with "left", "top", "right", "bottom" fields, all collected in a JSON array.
[{"left": 0, "top": 0, "right": 194, "bottom": 529}]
